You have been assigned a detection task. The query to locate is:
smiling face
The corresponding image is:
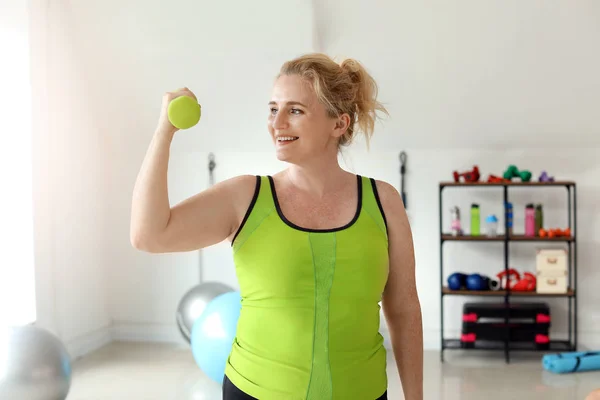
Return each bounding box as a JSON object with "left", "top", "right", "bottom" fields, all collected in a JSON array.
[{"left": 268, "top": 74, "right": 349, "bottom": 164}]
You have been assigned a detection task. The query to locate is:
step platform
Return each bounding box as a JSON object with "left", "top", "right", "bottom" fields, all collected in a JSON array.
[{"left": 461, "top": 302, "right": 551, "bottom": 349}]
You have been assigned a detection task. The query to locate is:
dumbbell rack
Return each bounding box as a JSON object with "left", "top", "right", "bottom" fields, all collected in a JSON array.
[{"left": 438, "top": 180, "right": 577, "bottom": 363}]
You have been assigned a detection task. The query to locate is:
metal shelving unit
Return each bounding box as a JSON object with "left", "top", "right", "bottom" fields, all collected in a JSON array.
[{"left": 439, "top": 180, "right": 577, "bottom": 363}]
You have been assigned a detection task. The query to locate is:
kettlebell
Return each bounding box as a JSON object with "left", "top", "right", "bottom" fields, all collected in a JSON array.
[
  {"left": 466, "top": 273, "right": 489, "bottom": 291},
  {"left": 447, "top": 272, "right": 467, "bottom": 290},
  {"left": 168, "top": 95, "right": 201, "bottom": 130}
]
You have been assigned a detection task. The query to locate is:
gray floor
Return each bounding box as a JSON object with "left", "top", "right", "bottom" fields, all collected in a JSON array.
[{"left": 67, "top": 342, "right": 600, "bottom": 399}]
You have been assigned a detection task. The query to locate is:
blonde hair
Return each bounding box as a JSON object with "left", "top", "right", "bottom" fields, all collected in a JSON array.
[{"left": 278, "top": 53, "right": 388, "bottom": 149}]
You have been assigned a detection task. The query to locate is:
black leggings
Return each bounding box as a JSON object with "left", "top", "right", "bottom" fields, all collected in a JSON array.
[
  {"left": 222, "top": 375, "right": 388, "bottom": 400},
  {"left": 223, "top": 375, "right": 257, "bottom": 399}
]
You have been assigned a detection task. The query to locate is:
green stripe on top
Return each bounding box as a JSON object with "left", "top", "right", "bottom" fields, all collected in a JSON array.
[{"left": 305, "top": 232, "right": 336, "bottom": 399}]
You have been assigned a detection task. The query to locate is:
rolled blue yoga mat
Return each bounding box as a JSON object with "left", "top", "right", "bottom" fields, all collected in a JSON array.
[
  {"left": 543, "top": 351, "right": 592, "bottom": 363},
  {"left": 542, "top": 351, "right": 600, "bottom": 374}
]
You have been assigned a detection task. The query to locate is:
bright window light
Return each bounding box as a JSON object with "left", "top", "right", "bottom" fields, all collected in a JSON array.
[{"left": 0, "top": 2, "right": 37, "bottom": 327}]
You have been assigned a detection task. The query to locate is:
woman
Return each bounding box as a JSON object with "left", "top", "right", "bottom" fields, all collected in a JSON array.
[{"left": 131, "top": 53, "right": 423, "bottom": 400}]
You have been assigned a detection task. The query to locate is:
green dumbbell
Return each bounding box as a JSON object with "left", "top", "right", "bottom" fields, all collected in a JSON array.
[
  {"left": 503, "top": 165, "right": 518, "bottom": 180},
  {"left": 519, "top": 170, "right": 532, "bottom": 181},
  {"left": 503, "top": 165, "right": 532, "bottom": 181},
  {"left": 168, "top": 95, "right": 201, "bottom": 130}
]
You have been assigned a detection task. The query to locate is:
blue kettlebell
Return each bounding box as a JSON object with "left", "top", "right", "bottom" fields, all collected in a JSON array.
[
  {"left": 466, "top": 273, "right": 488, "bottom": 290},
  {"left": 447, "top": 272, "right": 467, "bottom": 290}
]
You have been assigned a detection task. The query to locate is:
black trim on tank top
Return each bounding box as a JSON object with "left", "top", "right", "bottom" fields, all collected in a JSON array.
[
  {"left": 268, "top": 174, "right": 362, "bottom": 233},
  {"left": 231, "top": 175, "right": 261, "bottom": 246},
  {"left": 370, "top": 178, "right": 388, "bottom": 232}
]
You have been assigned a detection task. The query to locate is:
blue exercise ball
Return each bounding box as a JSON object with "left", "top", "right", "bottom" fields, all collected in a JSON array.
[
  {"left": 190, "top": 291, "right": 241, "bottom": 383},
  {"left": 176, "top": 281, "right": 233, "bottom": 343}
]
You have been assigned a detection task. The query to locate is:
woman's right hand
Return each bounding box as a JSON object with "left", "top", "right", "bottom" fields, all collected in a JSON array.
[{"left": 156, "top": 87, "right": 198, "bottom": 136}]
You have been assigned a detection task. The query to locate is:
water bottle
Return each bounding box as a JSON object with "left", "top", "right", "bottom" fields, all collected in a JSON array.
[
  {"left": 470, "top": 204, "right": 480, "bottom": 236},
  {"left": 505, "top": 202, "right": 513, "bottom": 236},
  {"left": 525, "top": 203, "right": 535, "bottom": 236},
  {"left": 486, "top": 215, "right": 499, "bottom": 236},
  {"left": 535, "top": 204, "right": 543, "bottom": 236},
  {"left": 450, "top": 206, "right": 462, "bottom": 236}
]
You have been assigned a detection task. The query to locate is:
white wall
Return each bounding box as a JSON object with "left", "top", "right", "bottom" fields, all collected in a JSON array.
[
  {"left": 1, "top": 0, "right": 37, "bottom": 327},
  {"left": 25, "top": 0, "right": 600, "bottom": 359},
  {"left": 28, "top": 0, "right": 112, "bottom": 357},
  {"left": 313, "top": 0, "right": 600, "bottom": 149}
]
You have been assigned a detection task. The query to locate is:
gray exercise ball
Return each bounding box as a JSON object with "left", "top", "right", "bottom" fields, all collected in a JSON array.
[
  {"left": 176, "top": 282, "right": 233, "bottom": 343},
  {"left": 0, "top": 324, "right": 72, "bottom": 400}
]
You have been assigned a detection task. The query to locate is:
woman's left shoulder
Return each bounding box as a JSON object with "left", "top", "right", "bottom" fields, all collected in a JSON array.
[
  {"left": 367, "top": 178, "right": 408, "bottom": 223},
  {"left": 368, "top": 178, "right": 401, "bottom": 204}
]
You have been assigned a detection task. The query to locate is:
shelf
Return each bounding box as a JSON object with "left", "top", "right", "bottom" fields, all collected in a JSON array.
[
  {"left": 443, "top": 339, "right": 574, "bottom": 352},
  {"left": 438, "top": 177, "right": 578, "bottom": 362},
  {"left": 509, "top": 234, "right": 575, "bottom": 242},
  {"left": 441, "top": 234, "right": 574, "bottom": 242},
  {"left": 440, "top": 181, "right": 575, "bottom": 188},
  {"left": 442, "top": 234, "right": 504, "bottom": 241},
  {"left": 442, "top": 287, "right": 575, "bottom": 297}
]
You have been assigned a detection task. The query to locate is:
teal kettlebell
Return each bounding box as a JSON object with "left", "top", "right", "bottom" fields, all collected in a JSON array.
[{"left": 168, "top": 95, "right": 201, "bottom": 130}]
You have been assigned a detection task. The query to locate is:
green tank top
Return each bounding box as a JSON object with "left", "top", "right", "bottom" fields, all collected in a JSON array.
[{"left": 224, "top": 175, "right": 389, "bottom": 399}]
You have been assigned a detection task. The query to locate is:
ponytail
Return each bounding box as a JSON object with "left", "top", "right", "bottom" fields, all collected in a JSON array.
[
  {"left": 279, "top": 53, "right": 388, "bottom": 150},
  {"left": 339, "top": 59, "right": 388, "bottom": 148}
]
